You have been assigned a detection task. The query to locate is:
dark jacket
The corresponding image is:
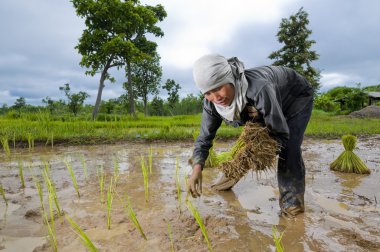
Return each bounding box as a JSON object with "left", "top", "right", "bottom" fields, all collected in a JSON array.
[{"left": 192, "top": 66, "right": 314, "bottom": 168}]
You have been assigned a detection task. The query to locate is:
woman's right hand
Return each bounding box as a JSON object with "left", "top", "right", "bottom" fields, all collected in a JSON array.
[{"left": 188, "top": 164, "right": 202, "bottom": 198}]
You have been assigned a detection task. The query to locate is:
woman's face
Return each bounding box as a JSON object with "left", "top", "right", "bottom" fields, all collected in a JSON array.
[{"left": 204, "top": 83, "right": 235, "bottom": 107}]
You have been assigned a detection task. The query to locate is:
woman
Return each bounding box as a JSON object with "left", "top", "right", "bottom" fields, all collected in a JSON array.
[{"left": 188, "top": 54, "right": 314, "bottom": 217}]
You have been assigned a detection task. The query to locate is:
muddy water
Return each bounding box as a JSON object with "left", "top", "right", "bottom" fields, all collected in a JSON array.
[{"left": 0, "top": 137, "right": 379, "bottom": 252}]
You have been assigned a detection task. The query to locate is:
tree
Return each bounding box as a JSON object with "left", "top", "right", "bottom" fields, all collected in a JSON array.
[
  {"left": 129, "top": 54, "right": 162, "bottom": 115},
  {"left": 269, "top": 7, "right": 321, "bottom": 93},
  {"left": 162, "top": 79, "right": 181, "bottom": 113},
  {"left": 13, "top": 97, "right": 26, "bottom": 115},
  {"left": 149, "top": 95, "right": 165, "bottom": 116},
  {"left": 59, "top": 83, "right": 89, "bottom": 116},
  {"left": 72, "top": 0, "right": 167, "bottom": 119}
]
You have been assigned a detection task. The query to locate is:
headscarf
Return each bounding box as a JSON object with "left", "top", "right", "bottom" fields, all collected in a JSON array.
[{"left": 193, "top": 54, "right": 248, "bottom": 121}]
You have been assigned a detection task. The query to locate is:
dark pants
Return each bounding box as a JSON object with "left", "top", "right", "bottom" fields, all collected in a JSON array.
[{"left": 277, "top": 100, "right": 313, "bottom": 210}]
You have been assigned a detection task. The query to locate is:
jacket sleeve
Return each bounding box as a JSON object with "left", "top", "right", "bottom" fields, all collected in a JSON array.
[
  {"left": 255, "top": 84, "right": 289, "bottom": 148},
  {"left": 192, "top": 103, "right": 222, "bottom": 169}
]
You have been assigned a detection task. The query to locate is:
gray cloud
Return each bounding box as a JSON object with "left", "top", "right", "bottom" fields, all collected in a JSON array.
[{"left": 1, "top": 0, "right": 379, "bottom": 106}]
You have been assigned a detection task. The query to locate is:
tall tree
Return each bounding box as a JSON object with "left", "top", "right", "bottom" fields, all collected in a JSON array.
[
  {"left": 162, "top": 79, "right": 181, "bottom": 113},
  {"left": 59, "top": 83, "right": 89, "bottom": 116},
  {"left": 72, "top": 0, "right": 167, "bottom": 119},
  {"left": 269, "top": 7, "right": 321, "bottom": 93},
  {"left": 129, "top": 54, "right": 162, "bottom": 115},
  {"left": 13, "top": 97, "right": 26, "bottom": 115}
]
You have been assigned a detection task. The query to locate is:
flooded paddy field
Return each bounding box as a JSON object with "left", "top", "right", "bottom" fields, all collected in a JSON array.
[{"left": 0, "top": 136, "right": 379, "bottom": 252}]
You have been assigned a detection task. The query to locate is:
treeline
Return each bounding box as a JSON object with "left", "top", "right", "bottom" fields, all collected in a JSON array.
[
  {"left": 0, "top": 92, "right": 203, "bottom": 120},
  {"left": 314, "top": 84, "right": 380, "bottom": 114}
]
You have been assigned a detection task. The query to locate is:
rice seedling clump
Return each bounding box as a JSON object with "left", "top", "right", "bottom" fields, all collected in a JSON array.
[
  {"left": 330, "top": 135, "right": 370, "bottom": 174},
  {"left": 217, "top": 122, "right": 279, "bottom": 180}
]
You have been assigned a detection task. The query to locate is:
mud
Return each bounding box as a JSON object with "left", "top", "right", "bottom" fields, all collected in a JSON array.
[{"left": 0, "top": 136, "right": 379, "bottom": 252}]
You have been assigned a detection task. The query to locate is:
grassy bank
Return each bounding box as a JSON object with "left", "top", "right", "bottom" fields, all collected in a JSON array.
[{"left": 0, "top": 110, "right": 379, "bottom": 148}]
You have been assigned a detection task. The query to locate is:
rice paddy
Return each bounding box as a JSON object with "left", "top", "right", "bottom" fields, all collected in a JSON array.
[{"left": 0, "top": 136, "right": 379, "bottom": 251}]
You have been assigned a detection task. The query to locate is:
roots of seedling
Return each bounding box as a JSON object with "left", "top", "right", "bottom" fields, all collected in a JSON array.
[
  {"left": 218, "top": 122, "right": 279, "bottom": 180},
  {"left": 330, "top": 135, "right": 370, "bottom": 174}
]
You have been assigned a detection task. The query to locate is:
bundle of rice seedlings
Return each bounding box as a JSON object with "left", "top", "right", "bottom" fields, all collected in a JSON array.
[
  {"left": 217, "top": 122, "right": 279, "bottom": 180},
  {"left": 330, "top": 135, "right": 370, "bottom": 174}
]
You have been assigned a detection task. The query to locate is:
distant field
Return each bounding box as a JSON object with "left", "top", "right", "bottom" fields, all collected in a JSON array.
[{"left": 0, "top": 110, "right": 379, "bottom": 148}]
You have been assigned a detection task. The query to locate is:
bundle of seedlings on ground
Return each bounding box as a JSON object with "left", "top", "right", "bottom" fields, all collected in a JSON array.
[
  {"left": 216, "top": 122, "right": 279, "bottom": 180},
  {"left": 330, "top": 135, "right": 371, "bottom": 174}
]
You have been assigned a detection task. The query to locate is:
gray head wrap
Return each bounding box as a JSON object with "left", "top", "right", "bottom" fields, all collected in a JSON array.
[{"left": 192, "top": 54, "right": 248, "bottom": 121}]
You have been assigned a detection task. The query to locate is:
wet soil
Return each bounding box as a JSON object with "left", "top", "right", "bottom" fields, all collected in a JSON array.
[{"left": 0, "top": 136, "right": 379, "bottom": 252}]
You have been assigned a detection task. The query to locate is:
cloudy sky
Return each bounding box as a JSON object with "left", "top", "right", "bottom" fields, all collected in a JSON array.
[{"left": 1, "top": 0, "right": 379, "bottom": 106}]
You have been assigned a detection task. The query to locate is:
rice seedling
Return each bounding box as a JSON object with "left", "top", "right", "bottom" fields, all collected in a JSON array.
[
  {"left": 149, "top": 145, "right": 153, "bottom": 174},
  {"left": 65, "top": 215, "right": 99, "bottom": 252},
  {"left": 175, "top": 157, "right": 182, "bottom": 213},
  {"left": 217, "top": 123, "right": 278, "bottom": 180},
  {"left": 13, "top": 132, "right": 16, "bottom": 150},
  {"left": 272, "top": 226, "right": 284, "bottom": 252},
  {"left": 18, "top": 160, "right": 25, "bottom": 188},
  {"left": 42, "top": 169, "right": 63, "bottom": 216},
  {"left": 330, "top": 135, "right": 371, "bottom": 174},
  {"left": 36, "top": 180, "right": 44, "bottom": 211},
  {"left": 112, "top": 156, "right": 120, "bottom": 183},
  {"left": 186, "top": 199, "right": 213, "bottom": 251},
  {"left": 97, "top": 164, "right": 105, "bottom": 203},
  {"left": 64, "top": 159, "right": 80, "bottom": 198},
  {"left": 141, "top": 156, "right": 149, "bottom": 202},
  {"left": 0, "top": 183, "right": 8, "bottom": 206},
  {"left": 45, "top": 132, "right": 54, "bottom": 149},
  {"left": 1, "top": 136, "right": 11, "bottom": 156},
  {"left": 42, "top": 189, "right": 58, "bottom": 252},
  {"left": 27, "top": 132, "right": 34, "bottom": 151},
  {"left": 106, "top": 177, "right": 114, "bottom": 230},
  {"left": 79, "top": 154, "right": 88, "bottom": 180},
  {"left": 123, "top": 194, "right": 147, "bottom": 240},
  {"left": 167, "top": 222, "right": 175, "bottom": 252}
]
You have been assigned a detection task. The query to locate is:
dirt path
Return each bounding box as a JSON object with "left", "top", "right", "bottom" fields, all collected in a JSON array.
[{"left": 0, "top": 137, "right": 379, "bottom": 251}]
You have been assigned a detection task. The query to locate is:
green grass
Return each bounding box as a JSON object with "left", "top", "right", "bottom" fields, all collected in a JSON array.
[{"left": 0, "top": 111, "right": 379, "bottom": 147}]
